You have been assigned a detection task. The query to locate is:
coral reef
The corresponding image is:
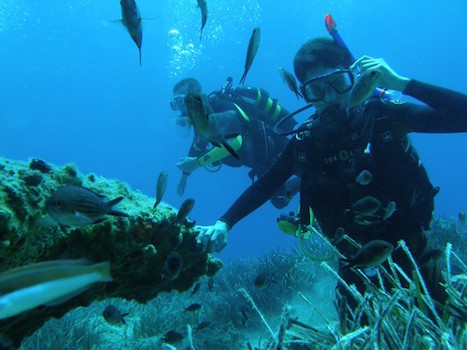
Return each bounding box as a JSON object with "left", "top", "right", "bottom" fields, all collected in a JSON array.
[{"left": 0, "top": 157, "right": 221, "bottom": 347}]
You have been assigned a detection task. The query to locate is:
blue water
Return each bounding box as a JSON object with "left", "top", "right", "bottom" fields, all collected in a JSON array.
[{"left": 1, "top": 0, "right": 466, "bottom": 262}]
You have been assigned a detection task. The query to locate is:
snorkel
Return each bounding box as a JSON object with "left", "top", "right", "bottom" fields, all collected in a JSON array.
[{"left": 325, "top": 13, "right": 392, "bottom": 100}]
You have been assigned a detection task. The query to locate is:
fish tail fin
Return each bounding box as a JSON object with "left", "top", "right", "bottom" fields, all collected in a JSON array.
[
  {"left": 153, "top": 199, "right": 161, "bottom": 210},
  {"left": 93, "top": 261, "right": 113, "bottom": 282},
  {"left": 339, "top": 258, "right": 352, "bottom": 270},
  {"left": 108, "top": 197, "right": 129, "bottom": 217},
  {"left": 139, "top": 48, "right": 142, "bottom": 65},
  {"left": 108, "top": 196, "right": 124, "bottom": 206},
  {"left": 222, "top": 141, "right": 240, "bottom": 160},
  {"left": 239, "top": 70, "right": 247, "bottom": 85},
  {"left": 121, "top": 312, "right": 129, "bottom": 324},
  {"left": 200, "top": 30, "right": 203, "bottom": 40}
]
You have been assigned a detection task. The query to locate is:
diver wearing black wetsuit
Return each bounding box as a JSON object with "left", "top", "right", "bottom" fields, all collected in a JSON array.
[{"left": 218, "top": 79, "right": 467, "bottom": 303}]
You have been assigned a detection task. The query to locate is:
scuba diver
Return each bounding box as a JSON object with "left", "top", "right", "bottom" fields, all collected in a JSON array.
[
  {"left": 194, "top": 36, "right": 467, "bottom": 309},
  {"left": 170, "top": 77, "right": 300, "bottom": 209}
]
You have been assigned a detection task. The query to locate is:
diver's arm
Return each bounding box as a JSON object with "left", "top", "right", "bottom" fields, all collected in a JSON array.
[
  {"left": 219, "top": 140, "right": 297, "bottom": 228},
  {"left": 197, "top": 135, "right": 243, "bottom": 166},
  {"left": 396, "top": 80, "right": 467, "bottom": 133}
]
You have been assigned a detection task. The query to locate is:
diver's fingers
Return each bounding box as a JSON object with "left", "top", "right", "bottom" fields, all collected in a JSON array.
[
  {"left": 350, "top": 55, "right": 374, "bottom": 70},
  {"left": 201, "top": 232, "right": 212, "bottom": 252},
  {"left": 196, "top": 228, "right": 212, "bottom": 252}
]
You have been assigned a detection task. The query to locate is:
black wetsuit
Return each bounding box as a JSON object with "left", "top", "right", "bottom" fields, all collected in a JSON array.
[{"left": 219, "top": 79, "right": 467, "bottom": 303}]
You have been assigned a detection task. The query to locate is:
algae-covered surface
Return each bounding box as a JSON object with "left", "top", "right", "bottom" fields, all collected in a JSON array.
[{"left": 0, "top": 157, "right": 221, "bottom": 346}]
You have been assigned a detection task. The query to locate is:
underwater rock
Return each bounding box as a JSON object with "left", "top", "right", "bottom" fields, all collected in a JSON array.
[
  {"left": 29, "top": 158, "right": 52, "bottom": 174},
  {"left": 0, "top": 157, "right": 221, "bottom": 347}
]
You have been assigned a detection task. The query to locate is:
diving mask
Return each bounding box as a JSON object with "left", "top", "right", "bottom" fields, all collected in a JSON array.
[
  {"left": 300, "top": 70, "right": 354, "bottom": 103},
  {"left": 170, "top": 94, "right": 186, "bottom": 112}
]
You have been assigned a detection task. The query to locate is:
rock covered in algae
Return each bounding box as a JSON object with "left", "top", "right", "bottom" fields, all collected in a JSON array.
[{"left": 0, "top": 157, "right": 222, "bottom": 347}]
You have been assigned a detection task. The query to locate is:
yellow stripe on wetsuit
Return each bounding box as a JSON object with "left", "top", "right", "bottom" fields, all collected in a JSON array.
[{"left": 198, "top": 135, "right": 243, "bottom": 167}]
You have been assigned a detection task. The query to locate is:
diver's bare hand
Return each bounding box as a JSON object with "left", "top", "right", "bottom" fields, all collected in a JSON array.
[
  {"left": 195, "top": 220, "right": 229, "bottom": 253},
  {"left": 176, "top": 157, "right": 200, "bottom": 174},
  {"left": 351, "top": 55, "right": 409, "bottom": 91}
]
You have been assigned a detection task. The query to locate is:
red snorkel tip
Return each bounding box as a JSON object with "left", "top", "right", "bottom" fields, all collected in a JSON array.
[{"left": 325, "top": 13, "right": 337, "bottom": 34}]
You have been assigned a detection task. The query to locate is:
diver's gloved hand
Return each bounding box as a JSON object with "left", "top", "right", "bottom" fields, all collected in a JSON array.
[
  {"left": 176, "top": 156, "right": 200, "bottom": 174},
  {"left": 177, "top": 173, "right": 188, "bottom": 196},
  {"left": 195, "top": 220, "right": 230, "bottom": 253},
  {"left": 351, "top": 55, "right": 410, "bottom": 91}
]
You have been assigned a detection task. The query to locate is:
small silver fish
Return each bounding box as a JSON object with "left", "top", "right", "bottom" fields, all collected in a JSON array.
[
  {"left": 383, "top": 201, "right": 397, "bottom": 220},
  {"left": 46, "top": 185, "right": 128, "bottom": 227},
  {"left": 350, "top": 196, "right": 381, "bottom": 216},
  {"left": 154, "top": 171, "right": 168, "bottom": 209},
  {"left": 174, "top": 198, "right": 195, "bottom": 225},
  {"left": 120, "top": 0, "right": 143, "bottom": 65},
  {"left": 356, "top": 169, "right": 373, "bottom": 185},
  {"left": 348, "top": 69, "right": 383, "bottom": 108},
  {"left": 278, "top": 67, "right": 302, "bottom": 99},
  {"left": 197, "top": 0, "right": 207, "bottom": 40},
  {"left": 340, "top": 240, "right": 394, "bottom": 269},
  {"left": 240, "top": 27, "right": 261, "bottom": 85},
  {"left": 254, "top": 272, "right": 275, "bottom": 289},
  {"left": 354, "top": 214, "right": 381, "bottom": 226},
  {"left": 185, "top": 93, "right": 240, "bottom": 159}
]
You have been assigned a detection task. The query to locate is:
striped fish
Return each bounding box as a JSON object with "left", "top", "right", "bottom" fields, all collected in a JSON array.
[{"left": 45, "top": 185, "right": 128, "bottom": 227}]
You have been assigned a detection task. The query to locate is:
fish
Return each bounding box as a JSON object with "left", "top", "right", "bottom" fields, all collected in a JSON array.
[
  {"left": 45, "top": 185, "right": 128, "bottom": 227},
  {"left": 278, "top": 67, "right": 302, "bottom": 99},
  {"left": 348, "top": 69, "right": 383, "bottom": 109},
  {"left": 207, "top": 277, "right": 214, "bottom": 291},
  {"left": 189, "top": 282, "right": 201, "bottom": 297},
  {"left": 356, "top": 169, "right": 373, "bottom": 185},
  {"left": 459, "top": 209, "right": 466, "bottom": 224},
  {"left": 240, "top": 306, "right": 249, "bottom": 326},
  {"left": 254, "top": 272, "right": 276, "bottom": 289},
  {"left": 383, "top": 201, "right": 397, "bottom": 220},
  {"left": 0, "top": 259, "right": 112, "bottom": 320},
  {"left": 184, "top": 93, "right": 240, "bottom": 160},
  {"left": 161, "top": 251, "right": 183, "bottom": 281},
  {"left": 103, "top": 305, "right": 129, "bottom": 325},
  {"left": 331, "top": 227, "right": 346, "bottom": 245},
  {"left": 340, "top": 240, "right": 394, "bottom": 270},
  {"left": 120, "top": 0, "right": 143, "bottom": 65},
  {"left": 418, "top": 248, "right": 443, "bottom": 267},
  {"left": 239, "top": 27, "right": 261, "bottom": 85},
  {"left": 349, "top": 196, "right": 381, "bottom": 216},
  {"left": 162, "top": 330, "right": 183, "bottom": 344},
  {"left": 174, "top": 198, "right": 195, "bottom": 225},
  {"left": 154, "top": 171, "right": 168, "bottom": 209},
  {"left": 195, "top": 320, "right": 210, "bottom": 332},
  {"left": 184, "top": 303, "right": 202, "bottom": 312},
  {"left": 197, "top": 0, "right": 207, "bottom": 40},
  {"left": 354, "top": 214, "right": 381, "bottom": 226}
]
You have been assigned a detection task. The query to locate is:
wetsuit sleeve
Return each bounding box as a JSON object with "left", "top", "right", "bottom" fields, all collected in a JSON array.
[
  {"left": 198, "top": 135, "right": 243, "bottom": 166},
  {"left": 395, "top": 79, "right": 467, "bottom": 133},
  {"left": 219, "top": 140, "right": 297, "bottom": 228}
]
